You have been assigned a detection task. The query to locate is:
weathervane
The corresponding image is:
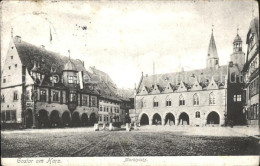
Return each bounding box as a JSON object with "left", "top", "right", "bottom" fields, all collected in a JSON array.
[{"left": 237, "top": 25, "right": 239, "bottom": 35}]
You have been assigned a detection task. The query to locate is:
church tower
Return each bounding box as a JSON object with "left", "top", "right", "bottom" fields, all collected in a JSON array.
[
  {"left": 230, "top": 30, "right": 245, "bottom": 70},
  {"left": 206, "top": 28, "right": 219, "bottom": 69}
]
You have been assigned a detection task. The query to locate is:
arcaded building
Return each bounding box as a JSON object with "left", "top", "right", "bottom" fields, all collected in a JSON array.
[
  {"left": 1, "top": 36, "right": 99, "bottom": 129},
  {"left": 130, "top": 30, "right": 245, "bottom": 126},
  {"left": 1, "top": 35, "right": 133, "bottom": 129}
]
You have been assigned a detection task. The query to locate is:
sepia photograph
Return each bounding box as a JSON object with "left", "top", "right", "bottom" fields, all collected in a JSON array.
[{"left": 0, "top": 0, "right": 259, "bottom": 165}]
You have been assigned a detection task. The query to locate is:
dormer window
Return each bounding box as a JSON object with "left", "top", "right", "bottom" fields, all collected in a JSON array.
[{"left": 36, "top": 73, "right": 41, "bottom": 80}]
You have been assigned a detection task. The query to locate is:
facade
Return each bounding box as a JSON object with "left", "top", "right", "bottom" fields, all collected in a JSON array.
[
  {"left": 88, "top": 66, "right": 132, "bottom": 125},
  {"left": 130, "top": 30, "right": 245, "bottom": 126},
  {"left": 1, "top": 36, "right": 134, "bottom": 129},
  {"left": 242, "top": 17, "right": 259, "bottom": 126},
  {"left": 1, "top": 36, "right": 100, "bottom": 129}
]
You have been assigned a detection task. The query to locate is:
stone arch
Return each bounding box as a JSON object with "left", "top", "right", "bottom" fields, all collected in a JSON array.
[
  {"left": 152, "top": 113, "right": 162, "bottom": 125},
  {"left": 38, "top": 109, "right": 49, "bottom": 128},
  {"left": 50, "top": 110, "right": 61, "bottom": 127},
  {"left": 178, "top": 112, "right": 189, "bottom": 125},
  {"left": 139, "top": 113, "right": 149, "bottom": 125},
  {"left": 25, "top": 109, "right": 33, "bottom": 128},
  {"left": 62, "top": 111, "right": 71, "bottom": 127},
  {"left": 89, "top": 113, "right": 96, "bottom": 126},
  {"left": 72, "top": 112, "right": 81, "bottom": 127},
  {"left": 207, "top": 111, "right": 220, "bottom": 125},
  {"left": 81, "top": 113, "right": 89, "bottom": 126},
  {"left": 164, "top": 112, "right": 175, "bottom": 125}
]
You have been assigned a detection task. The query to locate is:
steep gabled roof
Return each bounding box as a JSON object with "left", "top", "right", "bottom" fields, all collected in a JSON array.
[
  {"left": 13, "top": 38, "right": 99, "bottom": 95},
  {"left": 137, "top": 66, "right": 228, "bottom": 94}
]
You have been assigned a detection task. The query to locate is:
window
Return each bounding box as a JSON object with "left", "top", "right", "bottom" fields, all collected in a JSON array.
[
  {"left": 166, "top": 96, "right": 172, "bottom": 106},
  {"left": 216, "top": 60, "right": 218, "bottom": 65},
  {"left": 195, "top": 111, "right": 200, "bottom": 118},
  {"left": 11, "top": 110, "right": 16, "bottom": 122},
  {"left": 52, "top": 91, "right": 59, "bottom": 102},
  {"left": 82, "top": 95, "right": 88, "bottom": 106},
  {"left": 1, "top": 111, "right": 5, "bottom": 122},
  {"left": 6, "top": 110, "right": 11, "bottom": 121},
  {"left": 50, "top": 75, "right": 58, "bottom": 83},
  {"left": 209, "top": 92, "right": 216, "bottom": 105},
  {"left": 153, "top": 97, "right": 159, "bottom": 107},
  {"left": 74, "top": 76, "right": 78, "bottom": 84},
  {"left": 36, "top": 73, "right": 41, "bottom": 80},
  {"left": 69, "top": 92, "right": 76, "bottom": 102},
  {"left": 26, "top": 90, "right": 30, "bottom": 101},
  {"left": 3, "top": 78, "right": 6, "bottom": 83},
  {"left": 1, "top": 95, "right": 5, "bottom": 103},
  {"left": 237, "top": 95, "right": 241, "bottom": 102},
  {"left": 40, "top": 89, "right": 47, "bottom": 101},
  {"left": 179, "top": 95, "right": 185, "bottom": 106},
  {"left": 15, "top": 64, "right": 17, "bottom": 68},
  {"left": 104, "top": 116, "right": 106, "bottom": 122},
  {"left": 68, "top": 76, "right": 74, "bottom": 84},
  {"left": 256, "top": 104, "right": 259, "bottom": 119},
  {"left": 193, "top": 93, "right": 199, "bottom": 105},
  {"left": 13, "top": 91, "right": 18, "bottom": 101},
  {"left": 91, "top": 96, "right": 97, "bottom": 107},
  {"left": 11, "top": 56, "right": 13, "bottom": 59},
  {"left": 1, "top": 110, "right": 16, "bottom": 122},
  {"left": 233, "top": 95, "right": 237, "bottom": 102}
]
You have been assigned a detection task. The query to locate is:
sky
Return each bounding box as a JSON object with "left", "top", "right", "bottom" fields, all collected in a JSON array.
[{"left": 1, "top": 0, "right": 259, "bottom": 89}]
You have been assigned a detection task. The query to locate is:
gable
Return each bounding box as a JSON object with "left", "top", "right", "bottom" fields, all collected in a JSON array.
[
  {"left": 191, "top": 79, "right": 202, "bottom": 91},
  {"left": 177, "top": 81, "right": 187, "bottom": 92},
  {"left": 150, "top": 85, "right": 161, "bottom": 94},
  {"left": 207, "top": 77, "right": 219, "bottom": 90},
  {"left": 1, "top": 40, "right": 23, "bottom": 88},
  {"left": 164, "top": 82, "right": 174, "bottom": 93},
  {"left": 139, "top": 85, "right": 148, "bottom": 95}
]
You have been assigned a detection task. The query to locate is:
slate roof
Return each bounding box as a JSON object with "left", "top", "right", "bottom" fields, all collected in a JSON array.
[
  {"left": 13, "top": 38, "right": 99, "bottom": 95},
  {"left": 137, "top": 66, "right": 228, "bottom": 94},
  {"left": 88, "top": 68, "right": 121, "bottom": 102},
  {"left": 233, "top": 34, "right": 242, "bottom": 43},
  {"left": 246, "top": 17, "right": 259, "bottom": 44}
]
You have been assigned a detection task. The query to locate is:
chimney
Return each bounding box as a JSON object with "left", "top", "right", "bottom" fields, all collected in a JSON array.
[
  {"left": 14, "top": 36, "right": 21, "bottom": 43},
  {"left": 40, "top": 45, "right": 45, "bottom": 49}
]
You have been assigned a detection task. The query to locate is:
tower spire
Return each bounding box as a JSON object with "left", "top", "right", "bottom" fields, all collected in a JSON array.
[
  {"left": 207, "top": 25, "right": 219, "bottom": 69},
  {"left": 212, "top": 24, "right": 214, "bottom": 34}
]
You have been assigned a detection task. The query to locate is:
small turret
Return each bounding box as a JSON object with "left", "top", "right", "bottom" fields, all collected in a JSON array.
[{"left": 230, "top": 29, "right": 245, "bottom": 70}]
